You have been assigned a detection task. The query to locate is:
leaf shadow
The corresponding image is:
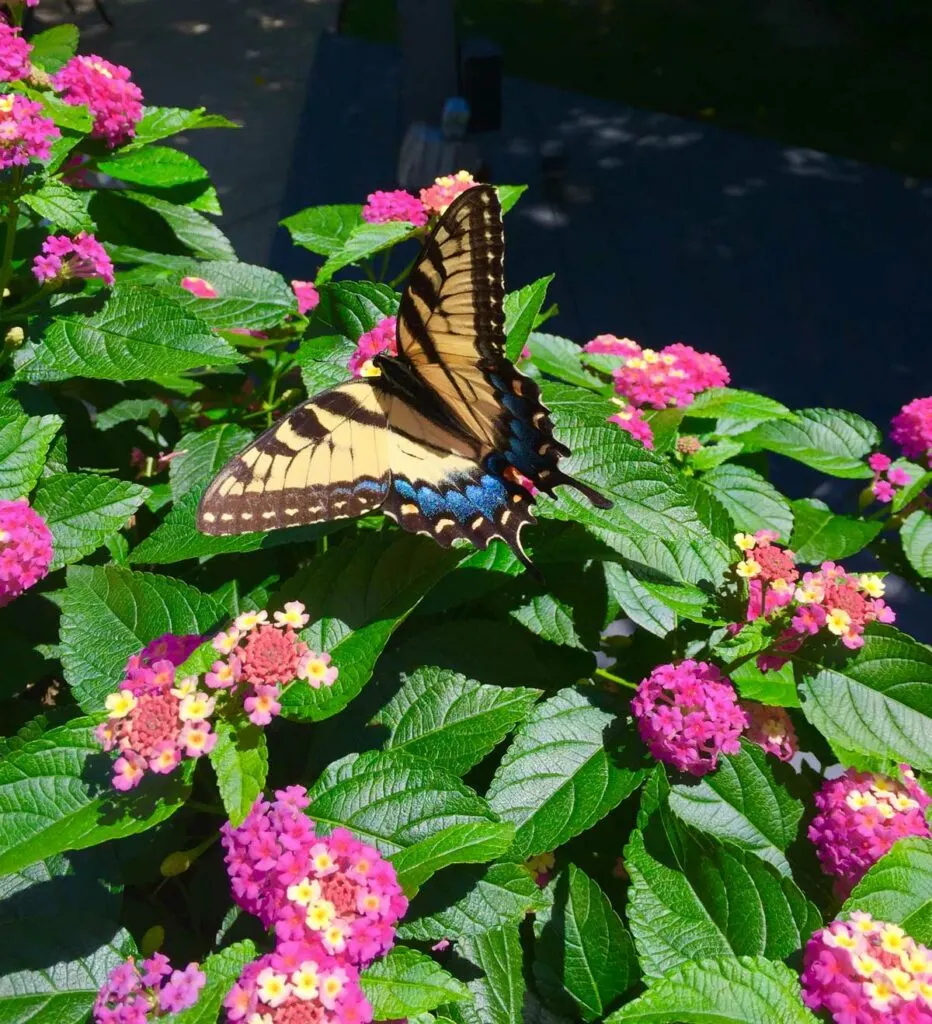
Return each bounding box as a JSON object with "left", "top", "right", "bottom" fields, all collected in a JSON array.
[{"left": 90, "top": 749, "right": 192, "bottom": 827}]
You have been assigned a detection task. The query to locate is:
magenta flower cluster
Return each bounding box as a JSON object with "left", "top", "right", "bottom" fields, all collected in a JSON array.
[
  {"left": 32, "top": 231, "right": 115, "bottom": 286},
  {"left": 867, "top": 453, "right": 913, "bottom": 504},
  {"left": 0, "top": 498, "right": 53, "bottom": 608},
  {"left": 0, "top": 93, "right": 59, "bottom": 170},
  {"left": 292, "top": 279, "right": 320, "bottom": 315},
  {"left": 94, "top": 953, "right": 206, "bottom": 1024},
  {"left": 362, "top": 189, "right": 428, "bottom": 227},
  {"left": 221, "top": 786, "right": 407, "bottom": 1023},
  {"left": 631, "top": 660, "right": 747, "bottom": 776},
  {"left": 890, "top": 396, "right": 932, "bottom": 466},
  {"left": 809, "top": 766, "right": 931, "bottom": 895},
  {"left": 0, "top": 20, "right": 31, "bottom": 82},
  {"left": 740, "top": 701, "right": 798, "bottom": 762},
  {"left": 53, "top": 54, "right": 144, "bottom": 146},
  {"left": 348, "top": 317, "right": 397, "bottom": 377},
  {"left": 801, "top": 913, "right": 932, "bottom": 1023}
]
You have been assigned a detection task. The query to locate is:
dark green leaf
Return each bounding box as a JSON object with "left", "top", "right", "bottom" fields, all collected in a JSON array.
[
  {"left": 95, "top": 397, "right": 169, "bottom": 431},
  {"left": 362, "top": 946, "right": 470, "bottom": 1019},
  {"left": 170, "top": 423, "right": 253, "bottom": 501},
  {"left": 295, "top": 334, "right": 356, "bottom": 395},
  {"left": 902, "top": 510, "right": 932, "bottom": 578},
  {"left": 0, "top": 411, "right": 62, "bottom": 500},
  {"left": 698, "top": 465, "right": 793, "bottom": 540},
  {"left": 843, "top": 837, "right": 932, "bottom": 945},
  {"left": 317, "top": 222, "right": 417, "bottom": 283},
  {"left": 444, "top": 925, "right": 524, "bottom": 1024},
  {"left": 504, "top": 276, "right": 553, "bottom": 362},
  {"left": 790, "top": 498, "right": 882, "bottom": 562},
  {"left": 312, "top": 280, "right": 399, "bottom": 341},
  {"left": 22, "top": 181, "right": 93, "bottom": 233},
  {"left": 120, "top": 191, "right": 235, "bottom": 259},
  {"left": 281, "top": 204, "right": 363, "bottom": 255},
  {"left": 209, "top": 721, "right": 268, "bottom": 827},
  {"left": 687, "top": 388, "right": 793, "bottom": 422}
]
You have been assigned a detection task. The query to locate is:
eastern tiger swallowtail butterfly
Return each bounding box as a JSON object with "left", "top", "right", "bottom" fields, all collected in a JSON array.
[{"left": 197, "top": 184, "right": 611, "bottom": 570}]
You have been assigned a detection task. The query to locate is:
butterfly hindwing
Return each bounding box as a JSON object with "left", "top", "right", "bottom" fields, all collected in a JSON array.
[{"left": 197, "top": 381, "right": 390, "bottom": 534}]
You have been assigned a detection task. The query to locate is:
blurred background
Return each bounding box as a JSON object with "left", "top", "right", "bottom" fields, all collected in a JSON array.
[{"left": 33, "top": 0, "right": 932, "bottom": 431}]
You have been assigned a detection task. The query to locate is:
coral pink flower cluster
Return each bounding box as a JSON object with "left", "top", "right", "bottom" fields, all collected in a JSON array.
[
  {"left": 890, "top": 396, "right": 932, "bottom": 466},
  {"left": 53, "top": 54, "right": 143, "bottom": 146},
  {"left": 362, "top": 189, "right": 428, "bottom": 227},
  {"left": 222, "top": 786, "right": 407, "bottom": 1024},
  {"left": 94, "top": 953, "right": 206, "bottom": 1024},
  {"left": 740, "top": 702, "right": 798, "bottom": 762},
  {"left": 419, "top": 170, "right": 477, "bottom": 215},
  {"left": 0, "top": 21, "right": 31, "bottom": 82},
  {"left": 734, "top": 529, "right": 799, "bottom": 620},
  {"left": 0, "top": 93, "right": 59, "bottom": 170},
  {"left": 32, "top": 231, "right": 115, "bottom": 286},
  {"left": 348, "top": 317, "right": 397, "bottom": 377},
  {"left": 801, "top": 913, "right": 932, "bottom": 1023},
  {"left": 868, "top": 453, "right": 913, "bottom": 504},
  {"left": 631, "top": 660, "right": 747, "bottom": 776},
  {"left": 809, "top": 767, "right": 931, "bottom": 895},
  {"left": 0, "top": 498, "right": 53, "bottom": 607}
]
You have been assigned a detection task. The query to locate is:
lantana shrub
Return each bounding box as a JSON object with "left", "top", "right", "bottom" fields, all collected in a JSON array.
[{"left": 1, "top": 11, "right": 931, "bottom": 1024}]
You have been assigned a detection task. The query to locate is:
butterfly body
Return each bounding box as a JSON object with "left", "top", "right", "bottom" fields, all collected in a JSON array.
[{"left": 198, "top": 185, "right": 611, "bottom": 569}]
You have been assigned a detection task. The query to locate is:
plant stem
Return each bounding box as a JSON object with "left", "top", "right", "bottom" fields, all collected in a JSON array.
[
  {"left": 0, "top": 282, "right": 56, "bottom": 321},
  {"left": 0, "top": 168, "right": 25, "bottom": 309},
  {"left": 388, "top": 254, "right": 418, "bottom": 289},
  {"left": 595, "top": 667, "right": 637, "bottom": 689},
  {"left": 186, "top": 799, "right": 225, "bottom": 815}
]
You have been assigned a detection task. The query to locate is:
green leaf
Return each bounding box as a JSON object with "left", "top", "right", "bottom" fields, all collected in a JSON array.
[
  {"left": 698, "top": 465, "right": 793, "bottom": 539},
  {"left": 891, "top": 460, "right": 932, "bottom": 514},
  {"left": 534, "top": 865, "right": 637, "bottom": 1021},
  {"left": 604, "top": 563, "right": 716, "bottom": 638},
  {"left": 277, "top": 533, "right": 458, "bottom": 721},
  {"left": 486, "top": 687, "right": 647, "bottom": 860},
  {"left": 687, "top": 388, "right": 793, "bottom": 422},
  {"left": 509, "top": 592, "right": 587, "bottom": 649},
  {"left": 790, "top": 498, "right": 882, "bottom": 562},
  {"left": 667, "top": 741, "right": 803, "bottom": 874},
  {"left": 0, "top": 717, "right": 191, "bottom": 875},
  {"left": 295, "top": 334, "right": 356, "bottom": 395},
  {"left": 59, "top": 564, "right": 224, "bottom": 712},
  {"left": 317, "top": 221, "right": 417, "bottom": 283},
  {"left": 526, "top": 333, "right": 602, "bottom": 390},
  {"left": 843, "top": 837, "right": 932, "bottom": 945},
  {"left": 731, "top": 659, "right": 799, "bottom": 708},
  {"left": 97, "top": 145, "right": 209, "bottom": 187},
  {"left": 95, "top": 397, "right": 169, "bottom": 431},
  {"left": 504, "top": 276, "right": 554, "bottom": 362},
  {"left": 902, "top": 510, "right": 932, "bottom": 578},
  {"left": 689, "top": 439, "right": 745, "bottom": 472},
  {"left": 738, "top": 408, "right": 878, "bottom": 478},
  {"left": 170, "top": 423, "right": 253, "bottom": 501},
  {"left": 794, "top": 624, "right": 932, "bottom": 771},
  {"left": 281, "top": 204, "right": 363, "bottom": 255},
  {"left": 26, "top": 286, "right": 241, "bottom": 381},
  {"left": 209, "top": 721, "right": 268, "bottom": 827},
  {"left": 390, "top": 821, "right": 516, "bottom": 893},
  {"left": 119, "top": 191, "right": 236, "bottom": 259},
  {"left": 169, "top": 941, "right": 257, "bottom": 1024},
  {"left": 604, "top": 956, "right": 819, "bottom": 1024},
  {"left": 0, "top": 411, "right": 62, "bottom": 500},
  {"left": 31, "top": 89, "right": 92, "bottom": 132},
  {"left": 164, "top": 260, "right": 298, "bottom": 330},
  {"left": 21, "top": 181, "right": 93, "bottom": 233},
  {"left": 312, "top": 280, "right": 400, "bottom": 342},
  {"left": 377, "top": 667, "right": 541, "bottom": 774},
  {"left": 399, "top": 862, "right": 550, "bottom": 942},
  {"left": 362, "top": 946, "right": 470, "bottom": 1019},
  {"left": 496, "top": 185, "right": 527, "bottom": 214},
  {"left": 444, "top": 925, "right": 525, "bottom": 1024},
  {"left": 27, "top": 24, "right": 79, "bottom": 72},
  {"left": 129, "top": 105, "right": 240, "bottom": 148},
  {"left": 32, "top": 472, "right": 149, "bottom": 570}
]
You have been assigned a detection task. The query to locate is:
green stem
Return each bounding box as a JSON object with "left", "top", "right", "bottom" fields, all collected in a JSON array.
[
  {"left": 0, "top": 282, "right": 57, "bottom": 321},
  {"left": 186, "top": 800, "right": 225, "bottom": 815},
  {"left": 388, "top": 254, "right": 419, "bottom": 289},
  {"left": 377, "top": 247, "right": 391, "bottom": 283},
  {"left": 595, "top": 667, "right": 637, "bottom": 689},
  {"left": 0, "top": 167, "right": 25, "bottom": 309}
]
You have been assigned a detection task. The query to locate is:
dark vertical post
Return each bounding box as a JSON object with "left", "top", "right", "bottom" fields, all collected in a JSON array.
[{"left": 397, "top": 0, "right": 458, "bottom": 126}]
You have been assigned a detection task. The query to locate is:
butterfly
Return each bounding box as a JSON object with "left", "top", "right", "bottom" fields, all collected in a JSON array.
[{"left": 197, "top": 184, "right": 611, "bottom": 570}]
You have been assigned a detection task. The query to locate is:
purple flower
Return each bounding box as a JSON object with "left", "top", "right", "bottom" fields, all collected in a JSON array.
[
  {"left": 157, "top": 963, "right": 206, "bottom": 1014},
  {"left": 362, "top": 188, "right": 428, "bottom": 227}
]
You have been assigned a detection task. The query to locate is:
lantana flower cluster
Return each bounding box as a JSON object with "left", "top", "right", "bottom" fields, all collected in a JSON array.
[
  {"left": 801, "top": 913, "right": 932, "bottom": 1023},
  {"left": 32, "top": 231, "right": 115, "bottom": 286},
  {"left": 867, "top": 453, "right": 913, "bottom": 504},
  {"left": 222, "top": 786, "right": 407, "bottom": 1024},
  {"left": 94, "top": 953, "right": 206, "bottom": 1024},
  {"left": 419, "top": 170, "right": 477, "bottom": 215},
  {"left": 0, "top": 498, "right": 53, "bottom": 607},
  {"left": 53, "top": 54, "right": 144, "bottom": 146},
  {"left": 809, "top": 766, "right": 931, "bottom": 895},
  {"left": 348, "top": 317, "right": 397, "bottom": 377},
  {"left": 0, "top": 20, "right": 31, "bottom": 82},
  {"left": 890, "top": 396, "right": 932, "bottom": 466},
  {"left": 362, "top": 188, "right": 428, "bottom": 227},
  {"left": 631, "top": 660, "right": 748, "bottom": 776},
  {"left": 0, "top": 93, "right": 59, "bottom": 170},
  {"left": 740, "top": 701, "right": 798, "bottom": 762}
]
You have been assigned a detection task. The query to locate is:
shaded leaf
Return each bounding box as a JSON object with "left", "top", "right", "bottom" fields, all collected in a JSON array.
[
  {"left": 209, "top": 721, "right": 268, "bottom": 827},
  {"left": 362, "top": 946, "right": 470, "bottom": 1020},
  {"left": 698, "top": 465, "right": 793, "bottom": 539},
  {"left": 902, "top": 510, "right": 932, "bottom": 578},
  {"left": 0, "top": 411, "right": 62, "bottom": 500},
  {"left": 843, "top": 837, "right": 932, "bottom": 945},
  {"left": 444, "top": 925, "right": 524, "bottom": 1024}
]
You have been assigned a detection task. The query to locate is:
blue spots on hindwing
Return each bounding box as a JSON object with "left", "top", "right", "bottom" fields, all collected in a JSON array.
[
  {"left": 394, "top": 479, "right": 417, "bottom": 500},
  {"left": 465, "top": 474, "right": 508, "bottom": 518},
  {"left": 444, "top": 489, "right": 474, "bottom": 524},
  {"left": 415, "top": 485, "right": 445, "bottom": 517}
]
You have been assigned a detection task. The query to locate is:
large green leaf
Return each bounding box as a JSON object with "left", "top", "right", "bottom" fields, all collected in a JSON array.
[
  {"left": 119, "top": 191, "right": 235, "bottom": 259},
  {"left": 294, "top": 334, "right": 356, "bottom": 395},
  {"left": 843, "top": 837, "right": 932, "bottom": 944},
  {"left": 164, "top": 260, "right": 298, "bottom": 330},
  {"left": 604, "top": 562, "right": 717, "bottom": 638},
  {"left": 534, "top": 865, "right": 637, "bottom": 1021},
  {"left": 170, "top": 941, "right": 257, "bottom": 1024},
  {"left": 59, "top": 564, "right": 224, "bottom": 712},
  {"left": 317, "top": 222, "right": 417, "bottom": 283},
  {"left": 311, "top": 280, "right": 399, "bottom": 341},
  {"left": 504, "top": 276, "right": 554, "bottom": 361},
  {"left": 27, "top": 24, "right": 79, "bottom": 73},
  {"left": 129, "top": 105, "right": 240, "bottom": 148},
  {"left": 21, "top": 181, "right": 93, "bottom": 233},
  {"left": 209, "top": 721, "right": 268, "bottom": 827},
  {"left": 377, "top": 667, "right": 541, "bottom": 775},
  {"left": 277, "top": 533, "right": 459, "bottom": 721},
  {"left": 738, "top": 408, "right": 878, "bottom": 478},
  {"left": 902, "top": 510, "right": 932, "bottom": 578},
  {"left": 25, "top": 286, "right": 241, "bottom": 381},
  {"left": 527, "top": 333, "right": 603, "bottom": 390},
  {"left": 790, "top": 498, "right": 882, "bottom": 562},
  {"left": 444, "top": 925, "right": 525, "bottom": 1024},
  {"left": 362, "top": 946, "right": 470, "bottom": 1020},
  {"left": 0, "top": 412, "right": 62, "bottom": 500},
  {"left": 697, "top": 465, "right": 793, "bottom": 540},
  {"left": 794, "top": 625, "right": 932, "bottom": 771},
  {"left": 605, "top": 957, "right": 819, "bottom": 1024},
  {"left": 32, "top": 473, "right": 149, "bottom": 570},
  {"left": 486, "top": 687, "right": 647, "bottom": 860},
  {"left": 281, "top": 204, "right": 363, "bottom": 255},
  {"left": 0, "top": 718, "right": 191, "bottom": 875},
  {"left": 169, "top": 423, "right": 253, "bottom": 501},
  {"left": 686, "top": 388, "right": 793, "bottom": 422},
  {"left": 98, "top": 145, "right": 209, "bottom": 188},
  {"left": 399, "top": 862, "right": 550, "bottom": 942}
]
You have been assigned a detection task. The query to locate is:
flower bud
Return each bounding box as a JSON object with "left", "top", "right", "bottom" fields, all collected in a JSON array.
[
  {"left": 160, "top": 851, "right": 192, "bottom": 877},
  {"left": 4, "top": 325, "right": 24, "bottom": 348},
  {"left": 140, "top": 924, "right": 164, "bottom": 957}
]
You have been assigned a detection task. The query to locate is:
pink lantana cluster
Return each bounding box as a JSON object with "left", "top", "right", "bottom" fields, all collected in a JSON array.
[
  {"left": 613, "top": 340, "right": 729, "bottom": 409},
  {"left": 209, "top": 604, "right": 337, "bottom": 726},
  {"left": 801, "top": 913, "right": 932, "bottom": 1023},
  {"left": 0, "top": 498, "right": 53, "bottom": 607},
  {"left": 362, "top": 189, "right": 428, "bottom": 227},
  {"left": 32, "top": 231, "right": 115, "bottom": 286},
  {"left": 53, "top": 54, "right": 144, "bottom": 146},
  {"left": 419, "top": 170, "right": 477, "bottom": 215},
  {"left": 292, "top": 279, "right": 319, "bottom": 315},
  {"left": 809, "top": 766, "right": 931, "bottom": 895},
  {"left": 221, "top": 787, "right": 407, "bottom": 968},
  {"left": 867, "top": 453, "right": 913, "bottom": 504},
  {"left": 0, "top": 21, "right": 31, "bottom": 82},
  {"left": 631, "top": 660, "right": 747, "bottom": 776},
  {"left": 0, "top": 93, "right": 59, "bottom": 169},
  {"left": 348, "top": 317, "right": 397, "bottom": 377},
  {"left": 891, "top": 396, "right": 932, "bottom": 466},
  {"left": 94, "top": 953, "right": 206, "bottom": 1024},
  {"left": 583, "top": 335, "right": 643, "bottom": 359},
  {"left": 740, "top": 702, "right": 798, "bottom": 762},
  {"left": 734, "top": 529, "right": 799, "bottom": 620},
  {"left": 608, "top": 403, "right": 654, "bottom": 449}
]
